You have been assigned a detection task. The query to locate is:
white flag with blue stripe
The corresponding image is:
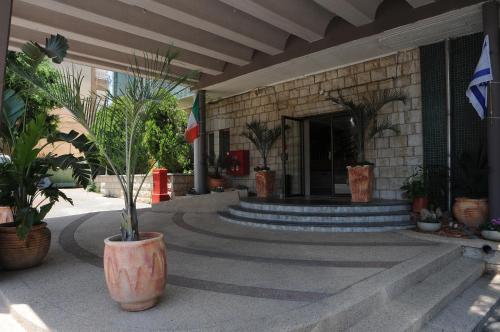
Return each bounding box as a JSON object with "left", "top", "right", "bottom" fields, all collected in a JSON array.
[{"left": 466, "top": 35, "right": 493, "bottom": 119}]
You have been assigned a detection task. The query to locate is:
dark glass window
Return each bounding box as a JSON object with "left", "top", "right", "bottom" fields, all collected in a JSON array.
[{"left": 219, "top": 129, "right": 230, "bottom": 157}]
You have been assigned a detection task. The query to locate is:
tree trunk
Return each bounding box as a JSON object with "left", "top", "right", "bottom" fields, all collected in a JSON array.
[{"left": 121, "top": 201, "right": 139, "bottom": 241}]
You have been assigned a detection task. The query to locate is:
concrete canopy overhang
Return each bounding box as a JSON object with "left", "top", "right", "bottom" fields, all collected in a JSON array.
[{"left": 7, "top": 0, "right": 485, "bottom": 98}]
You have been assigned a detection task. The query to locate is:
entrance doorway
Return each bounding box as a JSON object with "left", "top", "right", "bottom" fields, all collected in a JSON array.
[
  {"left": 281, "top": 112, "right": 355, "bottom": 198},
  {"left": 309, "top": 113, "right": 353, "bottom": 196}
]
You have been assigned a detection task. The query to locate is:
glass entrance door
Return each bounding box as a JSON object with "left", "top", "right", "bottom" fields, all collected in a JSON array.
[{"left": 281, "top": 116, "right": 304, "bottom": 197}]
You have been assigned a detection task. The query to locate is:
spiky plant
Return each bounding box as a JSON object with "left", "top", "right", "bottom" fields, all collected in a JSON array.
[
  {"left": 328, "top": 89, "right": 408, "bottom": 164},
  {"left": 241, "top": 121, "right": 282, "bottom": 171},
  {"left": 12, "top": 41, "right": 195, "bottom": 241}
]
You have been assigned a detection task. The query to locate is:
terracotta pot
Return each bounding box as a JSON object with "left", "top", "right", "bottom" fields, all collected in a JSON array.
[
  {"left": 347, "top": 165, "right": 374, "bottom": 203},
  {"left": 0, "top": 206, "right": 13, "bottom": 224},
  {"left": 452, "top": 197, "right": 488, "bottom": 229},
  {"left": 412, "top": 197, "right": 429, "bottom": 213},
  {"left": 104, "top": 232, "right": 167, "bottom": 311},
  {"left": 0, "top": 222, "right": 51, "bottom": 270},
  {"left": 255, "top": 171, "right": 275, "bottom": 198},
  {"left": 208, "top": 176, "right": 225, "bottom": 190}
]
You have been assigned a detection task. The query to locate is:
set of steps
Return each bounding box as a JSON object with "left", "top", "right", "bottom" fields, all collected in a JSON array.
[
  {"left": 218, "top": 197, "right": 414, "bottom": 232},
  {"left": 306, "top": 245, "right": 486, "bottom": 332}
]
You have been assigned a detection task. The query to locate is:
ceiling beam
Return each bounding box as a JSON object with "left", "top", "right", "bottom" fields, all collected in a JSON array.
[
  {"left": 313, "top": 0, "right": 383, "bottom": 26},
  {"left": 16, "top": 0, "right": 252, "bottom": 66},
  {"left": 9, "top": 26, "right": 202, "bottom": 81},
  {"left": 11, "top": 3, "right": 226, "bottom": 75},
  {"left": 116, "top": 0, "right": 289, "bottom": 55},
  {"left": 406, "top": 0, "right": 436, "bottom": 7},
  {"left": 219, "top": 0, "right": 333, "bottom": 42}
]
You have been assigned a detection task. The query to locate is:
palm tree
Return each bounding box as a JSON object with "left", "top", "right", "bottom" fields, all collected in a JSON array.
[
  {"left": 12, "top": 39, "right": 194, "bottom": 241},
  {"left": 327, "top": 89, "right": 408, "bottom": 164},
  {"left": 241, "top": 120, "right": 282, "bottom": 171}
]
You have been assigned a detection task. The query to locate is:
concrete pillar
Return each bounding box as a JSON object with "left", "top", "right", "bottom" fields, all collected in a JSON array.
[
  {"left": 194, "top": 90, "right": 208, "bottom": 194},
  {"left": 0, "top": 0, "right": 13, "bottom": 124},
  {"left": 483, "top": 1, "right": 500, "bottom": 219}
]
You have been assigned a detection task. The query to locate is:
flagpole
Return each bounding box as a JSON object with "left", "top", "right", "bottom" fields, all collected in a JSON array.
[
  {"left": 483, "top": 0, "right": 500, "bottom": 220},
  {"left": 194, "top": 90, "right": 208, "bottom": 194}
]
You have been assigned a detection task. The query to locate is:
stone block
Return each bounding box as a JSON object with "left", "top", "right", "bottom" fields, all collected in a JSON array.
[
  {"left": 371, "top": 68, "right": 387, "bottom": 81},
  {"left": 356, "top": 72, "right": 371, "bottom": 85},
  {"left": 389, "top": 136, "right": 408, "bottom": 148},
  {"left": 408, "top": 134, "right": 421, "bottom": 147}
]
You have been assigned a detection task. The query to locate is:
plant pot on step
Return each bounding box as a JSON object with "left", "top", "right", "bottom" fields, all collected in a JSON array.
[
  {"left": 0, "top": 206, "right": 13, "bottom": 224},
  {"left": 347, "top": 165, "right": 374, "bottom": 203},
  {"left": 481, "top": 230, "right": 500, "bottom": 242},
  {"left": 417, "top": 221, "right": 441, "bottom": 232},
  {"left": 104, "top": 232, "right": 167, "bottom": 311},
  {"left": 412, "top": 197, "right": 429, "bottom": 214},
  {"left": 207, "top": 176, "right": 225, "bottom": 190},
  {"left": 0, "top": 222, "right": 51, "bottom": 270},
  {"left": 255, "top": 171, "right": 275, "bottom": 198},
  {"left": 452, "top": 197, "right": 488, "bottom": 229}
]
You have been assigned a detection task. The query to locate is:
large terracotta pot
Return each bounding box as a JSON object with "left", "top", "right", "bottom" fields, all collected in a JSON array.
[
  {"left": 104, "top": 232, "right": 167, "bottom": 311},
  {"left": 412, "top": 197, "right": 429, "bottom": 213},
  {"left": 208, "top": 176, "right": 225, "bottom": 190},
  {"left": 0, "top": 206, "right": 13, "bottom": 224},
  {"left": 347, "top": 165, "right": 374, "bottom": 203},
  {"left": 0, "top": 222, "right": 51, "bottom": 270},
  {"left": 452, "top": 197, "right": 488, "bottom": 229},
  {"left": 255, "top": 171, "right": 275, "bottom": 198}
]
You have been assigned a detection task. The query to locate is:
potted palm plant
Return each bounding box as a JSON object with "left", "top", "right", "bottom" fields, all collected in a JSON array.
[
  {"left": 327, "top": 89, "right": 407, "bottom": 202},
  {"left": 241, "top": 121, "right": 282, "bottom": 198},
  {"left": 15, "top": 42, "right": 193, "bottom": 309},
  {"left": 452, "top": 146, "right": 488, "bottom": 229},
  {"left": 207, "top": 154, "right": 229, "bottom": 190},
  {"left": 0, "top": 36, "right": 94, "bottom": 270}
]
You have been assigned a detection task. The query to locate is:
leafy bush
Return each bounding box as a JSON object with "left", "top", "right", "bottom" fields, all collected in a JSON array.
[{"left": 143, "top": 90, "right": 192, "bottom": 173}]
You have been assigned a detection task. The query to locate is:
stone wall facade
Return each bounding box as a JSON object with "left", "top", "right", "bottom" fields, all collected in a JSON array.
[
  {"left": 95, "top": 173, "right": 194, "bottom": 203},
  {"left": 206, "top": 49, "right": 422, "bottom": 199}
]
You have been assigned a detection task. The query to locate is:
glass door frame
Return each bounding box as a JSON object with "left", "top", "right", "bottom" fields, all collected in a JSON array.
[{"left": 281, "top": 116, "right": 305, "bottom": 197}]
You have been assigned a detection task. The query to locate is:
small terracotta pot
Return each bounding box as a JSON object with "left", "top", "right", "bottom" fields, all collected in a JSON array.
[
  {"left": 104, "top": 232, "right": 167, "bottom": 311},
  {"left": 0, "top": 222, "right": 51, "bottom": 270},
  {"left": 412, "top": 197, "right": 429, "bottom": 213},
  {"left": 452, "top": 197, "right": 488, "bottom": 229},
  {"left": 255, "top": 171, "right": 275, "bottom": 198},
  {"left": 347, "top": 165, "right": 374, "bottom": 203},
  {"left": 0, "top": 206, "right": 13, "bottom": 224},
  {"left": 208, "top": 176, "right": 225, "bottom": 190}
]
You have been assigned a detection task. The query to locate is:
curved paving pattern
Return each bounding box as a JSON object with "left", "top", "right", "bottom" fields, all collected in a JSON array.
[{"left": 3, "top": 208, "right": 444, "bottom": 331}]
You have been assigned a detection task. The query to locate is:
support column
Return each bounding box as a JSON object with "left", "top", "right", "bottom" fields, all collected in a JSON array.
[
  {"left": 483, "top": 1, "right": 500, "bottom": 219},
  {"left": 0, "top": 0, "right": 13, "bottom": 124},
  {"left": 194, "top": 90, "right": 208, "bottom": 194}
]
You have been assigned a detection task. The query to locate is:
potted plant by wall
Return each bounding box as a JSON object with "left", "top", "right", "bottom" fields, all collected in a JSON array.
[
  {"left": 241, "top": 121, "right": 282, "bottom": 198},
  {"left": 0, "top": 36, "right": 95, "bottom": 270},
  {"left": 452, "top": 146, "right": 488, "bottom": 229},
  {"left": 0, "top": 157, "right": 14, "bottom": 224},
  {"left": 16, "top": 47, "right": 193, "bottom": 309},
  {"left": 417, "top": 206, "right": 443, "bottom": 232},
  {"left": 401, "top": 166, "right": 428, "bottom": 213},
  {"left": 327, "top": 89, "right": 407, "bottom": 202},
  {"left": 481, "top": 218, "right": 500, "bottom": 242},
  {"left": 207, "top": 154, "right": 229, "bottom": 190}
]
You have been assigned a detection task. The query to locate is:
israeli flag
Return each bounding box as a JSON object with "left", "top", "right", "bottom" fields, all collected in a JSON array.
[{"left": 466, "top": 35, "right": 493, "bottom": 119}]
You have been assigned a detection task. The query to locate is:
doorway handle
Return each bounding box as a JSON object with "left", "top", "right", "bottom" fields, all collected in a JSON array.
[{"left": 328, "top": 151, "right": 331, "bottom": 160}]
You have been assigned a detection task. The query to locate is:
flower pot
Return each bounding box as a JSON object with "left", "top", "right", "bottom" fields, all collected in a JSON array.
[
  {"left": 104, "top": 232, "right": 167, "bottom": 311},
  {"left": 255, "top": 171, "right": 275, "bottom": 198},
  {"left": 0, "top": 222, "right": 51, "bottom": 270},
  {"left": 207, "top": 176, "right": 225, "bottom": 190},
  {"left": 452, "top": 197, "right": 488, "bottom": 229},
  {"left": 481, "top": 230, "right": 500, "bottom": 242},
  {"left": 417, "top": 221, "right": 441, "bottom": 232},
  {"left": 412, "top": 197, "right": 429, "bottom": 213},
  {"left": 347, "top": 165, "right": 374, "bottom": 203},
  {"left": 0, "top": 206, "right": 13, "bottom": 224}
]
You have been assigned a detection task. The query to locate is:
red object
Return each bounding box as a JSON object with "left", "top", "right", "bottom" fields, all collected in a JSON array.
[
  {"left": 226, "top": 150, "right": 249, "bottom": 176},
  {"left": 412, "top": 197, "right": 429, "bottom": 213},
  {"left": 152, "top": 168, "right": 170, "bottom": 204}
]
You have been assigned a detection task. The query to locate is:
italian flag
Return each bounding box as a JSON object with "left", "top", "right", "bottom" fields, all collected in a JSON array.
[{"left": 185, "top": 95, "right": 200, "bottom": 143}]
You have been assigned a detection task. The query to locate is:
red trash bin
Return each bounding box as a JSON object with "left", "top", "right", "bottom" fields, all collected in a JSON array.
[{"left": 152, "top": 168, "right": 170, "bottom": 204}]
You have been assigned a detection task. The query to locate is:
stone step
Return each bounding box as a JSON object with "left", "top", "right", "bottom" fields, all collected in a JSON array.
[
  {"left": 347, "top": 256, "right": 484, "bottom": 332},
  {"left": 421, "top": 273, "right": 500, "bottom": 332},
  {"left": 228, "top": 205, "right": 410, "bottom": 224},
  {"left": 240, "top": 198, "right": 411, "bottom": 214},
  {"left": 218, "top": 211, "right": 415, "bottom": 232}
]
